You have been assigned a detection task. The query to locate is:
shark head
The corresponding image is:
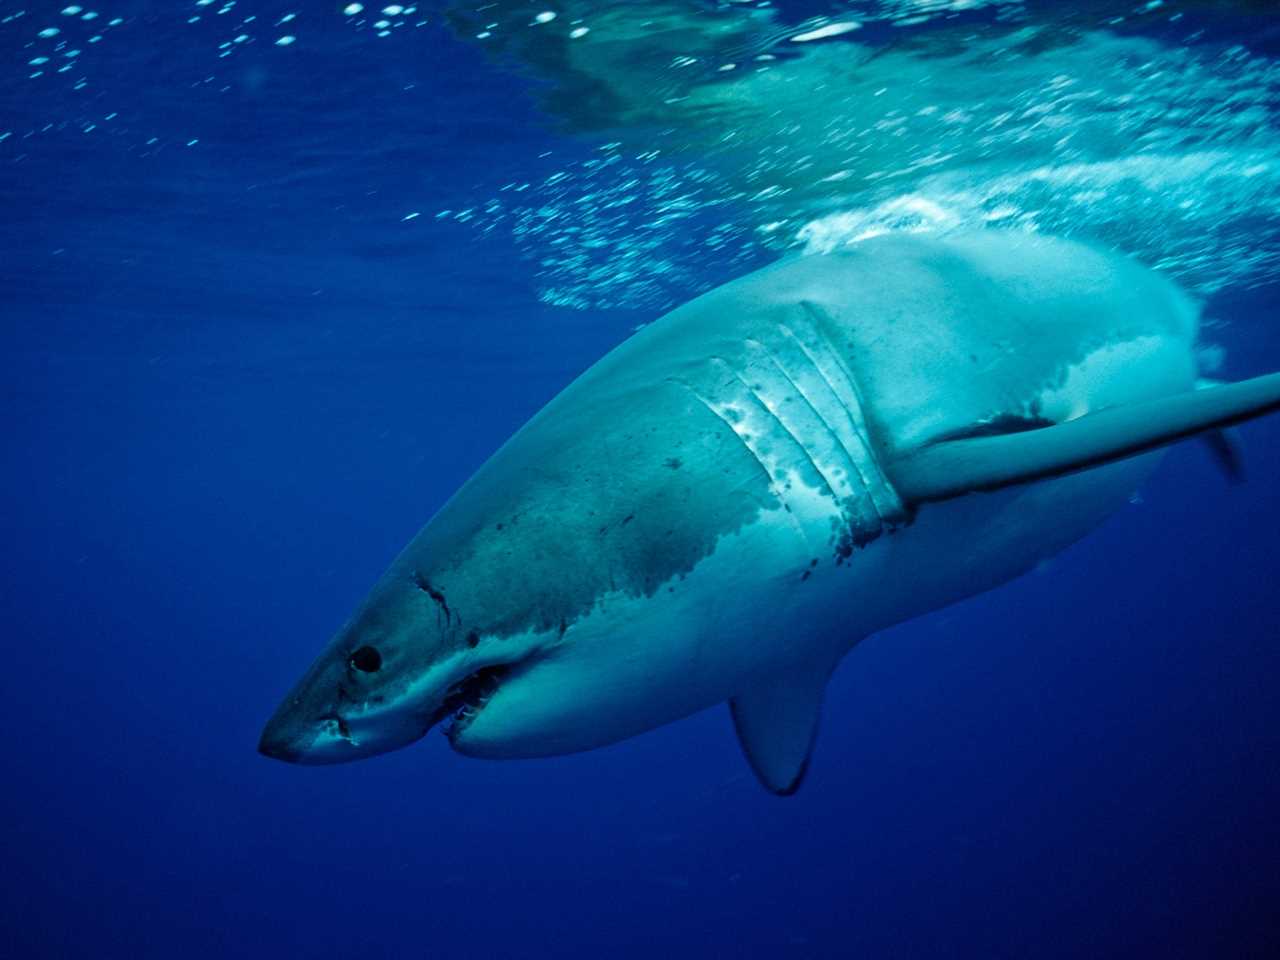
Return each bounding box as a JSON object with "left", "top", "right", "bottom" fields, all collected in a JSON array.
[{"left": 258, "top": 562, "right": 554, "bottom": 765}]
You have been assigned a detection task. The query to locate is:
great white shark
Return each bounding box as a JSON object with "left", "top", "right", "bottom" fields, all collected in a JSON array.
[{"left": 260, "top": 232, "right": 1280, "bottom": 794}]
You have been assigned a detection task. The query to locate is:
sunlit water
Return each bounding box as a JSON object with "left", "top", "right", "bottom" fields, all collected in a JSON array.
[
  {"left": 9, "top": 2, "right": 1278, "bottom": 310},
  {"left": 436, "top": 0, "right": 1280, "bottom": 308}
]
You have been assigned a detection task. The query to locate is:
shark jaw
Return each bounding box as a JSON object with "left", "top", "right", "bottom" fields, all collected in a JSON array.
[
  {"left": 258, "top": 628, "right": 551, "bottom": 765},
  {"left": 256, "top": 662, "right": 511, "bottom": 764},
  {"left": 436, "top": 663, "right": 510, "bottom": 744}
]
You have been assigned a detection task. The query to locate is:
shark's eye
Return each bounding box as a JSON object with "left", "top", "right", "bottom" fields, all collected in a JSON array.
[{"left": 350, "top": 646, "right": 382, "bottom": 673}]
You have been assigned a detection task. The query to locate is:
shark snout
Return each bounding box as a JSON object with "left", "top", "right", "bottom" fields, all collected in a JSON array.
[
  {"left": 258, "top": 700, "right": 316, "bottom": 763},
  {"left": 258, "top": 701, "right": 378, "bottom": 764},
  {"left": 256, "top": 716, "right": 305, "bottom": 768},
  {"left": 259, "top": 661, "right": 440, "bottom": 765},
  {"left": 259, "top": 654, "right": 371, "bottom": 764}
]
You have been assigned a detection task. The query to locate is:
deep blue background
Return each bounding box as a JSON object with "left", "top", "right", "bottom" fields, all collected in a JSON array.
[{"left": 3, "top": 4, "right": 1279, "bottom": 958}]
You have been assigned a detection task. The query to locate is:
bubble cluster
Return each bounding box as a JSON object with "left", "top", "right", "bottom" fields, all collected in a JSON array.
[
  {"left": 467, "top": 147, "right": 761, "bottom": 310},
  {"left": 1, "top": 3, "right": 434, "bottom": 156},
  {"left": 5, "top": 0, "right": 1277, "bottom": 316},
  {"left": 442, "top": 1, "right": 1280, "bottom": 308}
]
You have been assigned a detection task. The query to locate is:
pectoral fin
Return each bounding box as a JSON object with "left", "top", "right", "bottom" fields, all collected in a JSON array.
[
  {"left": 730, "top": 660, "right": 833, "bottom": 796},
  {"left": 890, "top": 371, "right": 1280, "bottom": 504}
]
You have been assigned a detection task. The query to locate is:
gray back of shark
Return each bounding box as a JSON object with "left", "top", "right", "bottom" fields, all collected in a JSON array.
[{"left": 260, "top": 232, "right": 1280, "bottom": 794}]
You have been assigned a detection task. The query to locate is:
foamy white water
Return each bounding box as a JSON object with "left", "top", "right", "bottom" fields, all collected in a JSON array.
[{"left": 440, "top": 1, "right": 1280, "bottom": 310}]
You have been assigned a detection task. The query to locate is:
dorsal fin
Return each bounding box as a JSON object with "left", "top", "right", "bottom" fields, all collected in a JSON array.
[
  {"left": 889, "top": 371, "right": 1280, "bottom": 504},
  {"left": 730, "top": 659, "right": 833, "bottom": 795}
]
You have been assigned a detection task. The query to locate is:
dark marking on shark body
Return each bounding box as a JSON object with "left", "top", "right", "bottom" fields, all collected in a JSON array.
[
  {"left": 319, "top": 712, "right": 352, "bottom": 741},
  {"left": 360, "top": 373, "right": 777, "bottom": 648},
  {"left": 414, "top": 573, "right": 452, "bottom": 624}
]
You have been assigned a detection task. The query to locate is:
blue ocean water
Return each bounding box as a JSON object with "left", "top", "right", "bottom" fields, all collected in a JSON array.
[{"left": 4, "top": 2, "right": 1280, "bottom": 957}]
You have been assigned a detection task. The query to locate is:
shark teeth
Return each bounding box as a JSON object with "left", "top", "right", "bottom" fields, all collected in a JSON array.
[{"left": 433, "top": 664, "right": 509, "bottom": 741}]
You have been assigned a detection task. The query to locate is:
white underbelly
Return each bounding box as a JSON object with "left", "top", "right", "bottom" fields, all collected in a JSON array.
[
  {"left": 455, "top": 303, "right": 1190, "bottom": 759},
  {"left": 450, "top": 442, "right": 1153, "bottom": 759}
]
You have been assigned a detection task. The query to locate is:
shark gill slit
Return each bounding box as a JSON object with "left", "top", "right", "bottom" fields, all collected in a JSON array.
[
  {"left": 741, "top": 337, "right": 859, "bottom": 492},
  {"left": 706, "top": 355, "right": 892, "bottom": 562},
  {"left": 737, "top": 342, "right": 853, "bottom": 496},
  {"left": 708, "top": 357, "right": 840, "bottom": 506},
  {"left": 774, "top": 326, "right": 890, "bottom": 530},
  {"left": 740, "top": 337, "right": 881, "bottom": 540},
  {"left": 773, "top": 322, "right": 876, "bottom": 482},
  {"left": 671, "top": 376, "right": 820, "bottom": 557},
  {"left": 787, "top": 302, "right": 908, "bottom": 526}
]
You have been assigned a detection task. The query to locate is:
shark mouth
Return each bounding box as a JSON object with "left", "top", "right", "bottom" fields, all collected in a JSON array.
[{"left": 432, "top": 664, "right": 509, "bottom": 741}]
